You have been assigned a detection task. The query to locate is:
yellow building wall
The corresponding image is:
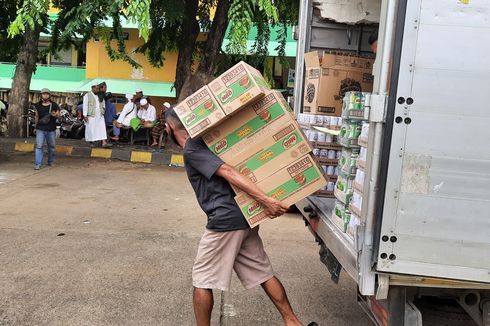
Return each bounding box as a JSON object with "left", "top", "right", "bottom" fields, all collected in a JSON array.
[{"left": 86, "top": 29, "right": 178, "bottom": 82}]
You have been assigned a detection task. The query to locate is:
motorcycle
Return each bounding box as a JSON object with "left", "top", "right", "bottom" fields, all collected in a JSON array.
[
  {"left": 59, "top": 108, "right": 85, "bottom": 139},
  {"left": 0, "top": 102, "right": 7, "bottom": 136}
]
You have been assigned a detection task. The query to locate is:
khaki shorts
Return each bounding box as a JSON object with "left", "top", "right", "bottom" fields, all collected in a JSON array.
[{"left": 192, "top": 227, "right": 274, "bottom": 291}]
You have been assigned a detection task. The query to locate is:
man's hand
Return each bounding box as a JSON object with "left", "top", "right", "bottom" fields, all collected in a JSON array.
[
  {"left": 260, "top": 197, "right": 289, "bottom": 219},
  {"left": 83, "top": 117, "right": 88, "bottom": 123},
  {"left": 216, "top": 164, "right": 290, "bottom": 219}
]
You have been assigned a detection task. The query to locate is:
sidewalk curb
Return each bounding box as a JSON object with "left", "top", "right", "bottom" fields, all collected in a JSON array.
[{"left": 7, "top": 141, "right": 184, "bottom": 167}]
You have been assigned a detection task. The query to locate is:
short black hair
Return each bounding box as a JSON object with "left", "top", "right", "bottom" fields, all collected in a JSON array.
[
  {"left": 368, "top": 31, "right": 378, "bottom": 45},
  {"left": 164, "top": 107, "right": 186, "bottom": 131},
  {"left": 98, "top": 81, "right": 107, "bottom": 87}
]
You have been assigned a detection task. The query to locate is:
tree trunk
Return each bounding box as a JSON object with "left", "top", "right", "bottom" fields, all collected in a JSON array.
[
  {"left": 174, "top": 0, "right": 200, "bottom": 101},
  {"left": 7, "top": 25, "right": 40, "bottom": 138},
  {"left": 177, "top": 0, "right": 230, "bottom": 102}
]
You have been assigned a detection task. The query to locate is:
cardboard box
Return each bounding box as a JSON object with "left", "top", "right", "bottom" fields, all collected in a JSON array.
[
  {"left": 234, "top": 154, "right": 327, "bottom": 228},
  {"left": 202, "top": 91, "right": 295, "bottom": 163},
  {"left": 174, "top": 85, "right": 226, "bottom": 138},
  {"left": 209, "top": 61, "right": 270, "bottom": 115},
  {"left": 303, "top": 51, "right": 374, "bottom": 116},
  {"left": 231, "top": 122, "right": 312, "bottom": 193}
]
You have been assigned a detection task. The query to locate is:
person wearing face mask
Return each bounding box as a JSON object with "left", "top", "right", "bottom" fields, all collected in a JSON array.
[
  {"left": 83, "top": 82, "right": 111, "bottom": 147},
  {"left": 33, "top": 88, "right": 60, "bottom": 170}
]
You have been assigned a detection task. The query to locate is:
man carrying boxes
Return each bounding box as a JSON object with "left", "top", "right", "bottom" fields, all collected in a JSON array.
[{"left": 169, "top": 61, "right": 321, "bottom": 326}]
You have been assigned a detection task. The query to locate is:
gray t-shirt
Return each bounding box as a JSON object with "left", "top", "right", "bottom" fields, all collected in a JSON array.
[{"left": 183, "top": 138, "right": 248, "bottom": 231}]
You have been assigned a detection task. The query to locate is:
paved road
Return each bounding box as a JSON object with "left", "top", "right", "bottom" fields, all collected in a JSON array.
[{"left": 0, "top": 155, "right": 372, "bottom": 326}]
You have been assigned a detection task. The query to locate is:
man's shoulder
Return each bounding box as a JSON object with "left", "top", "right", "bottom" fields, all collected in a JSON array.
[{"left": 184, "top": 138, "right": 205, "bottom": 151}]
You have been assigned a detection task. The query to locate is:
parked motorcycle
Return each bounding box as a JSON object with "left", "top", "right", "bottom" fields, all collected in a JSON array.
[{"left": 59, "top": 108, "right": 85, "bottom": 139}]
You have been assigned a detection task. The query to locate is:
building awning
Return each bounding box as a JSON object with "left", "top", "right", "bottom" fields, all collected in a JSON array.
[
  {"left": 77, "top": 78, "right": 175, "bottom": 98},
  {"left": 0, "top": 63, "right": 89, "bottom": 93},
  {"left": 222, "top": 24, "right": 297, "bottom": 57},
  {"left": 0, "top": 63, "right": 176, "bottom": 97}
]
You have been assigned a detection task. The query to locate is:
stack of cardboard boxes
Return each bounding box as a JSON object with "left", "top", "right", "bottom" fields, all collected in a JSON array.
[
  {"left": 174, "top": 62, "right": 327, "bottom": 228},
  {"left": 301, "top": 51, "right": 374, "bottom": 199}
]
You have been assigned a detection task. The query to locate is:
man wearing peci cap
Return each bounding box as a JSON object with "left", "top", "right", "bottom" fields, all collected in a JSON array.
[
  {"left": 111, "top": 94, "right": 137, "bottom": 141},
  {"left": 34, "top": 88, "right": 60, "bottom": 170},
  {"left": 136, "top": 98, "right": 156, "bottom": 129},
  {"left": 83, "top": 82, "right": 110, "bottom": 147},
  {"left": 134, "top": 88, "right": 144, "bottom": 105}
]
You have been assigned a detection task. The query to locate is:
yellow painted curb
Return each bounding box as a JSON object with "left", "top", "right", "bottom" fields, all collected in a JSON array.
[
  {"left": 15, "top": 142, "right": 34, "bottom": 152},
  {"left": 130, "top": 151, "right": 152, "bottom": 164},
  {"left": 170, "top": 154, "right": 184, "bottom": 167},
  {"left": 55, "top": 145, "right": 73, "bottom": 156},
  {"left": 91, "top": 148, "right": 112, "bottom": 159}
]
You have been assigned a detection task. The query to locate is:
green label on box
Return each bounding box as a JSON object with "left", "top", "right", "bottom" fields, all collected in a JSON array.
[
  {"left": 240, "top": 166, "right": 321, "bottom": 219},
  {"left": 181, "top": 101, "right": 217, "bottom": 128},
  {"left": 217, "top": 75, "right": 253, "bottom": 104},
  {"left": 209, "top": 103, "right": 286, "bottom": 156},
  {"left": 237, "top": 130, "right": 304, "bottom": 173}
]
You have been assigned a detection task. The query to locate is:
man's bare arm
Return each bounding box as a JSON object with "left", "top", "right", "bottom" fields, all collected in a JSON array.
[{"left": 216, "top": 164, "right": 289, "bottom": 217}]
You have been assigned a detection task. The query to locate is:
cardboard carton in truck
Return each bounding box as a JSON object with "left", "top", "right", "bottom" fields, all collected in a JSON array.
[{"left": 303, "top": 51, "right": 374, "bottom": 116}]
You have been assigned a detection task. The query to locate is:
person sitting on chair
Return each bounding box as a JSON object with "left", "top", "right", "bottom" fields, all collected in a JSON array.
[
  {"left": 137, "top": 98, "right": 156, "bottom": 129},
  {"left": 151, "top": 102, "right": 170, "bottom": 147},
  {"left": 111, "top": 94, "right": 137, "bottom": 141}
]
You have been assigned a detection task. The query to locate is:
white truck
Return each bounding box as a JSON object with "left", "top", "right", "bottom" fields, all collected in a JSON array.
[{"left": 293, "top": 0, "right": 490, "bottom": 325}]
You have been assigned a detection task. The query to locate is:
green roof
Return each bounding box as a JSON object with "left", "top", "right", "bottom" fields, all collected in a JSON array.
[
  {"left": 77, "top": 78, "right": 175, "bottom": 97},
  {"left": 0, "top": 63, "right": 175, "bottom": 97},
  {"left": 0, "top": 63, "right": 88, "bottom": 93},
  {"left": 222, "top": 25, "right": 297, "bottom": 57}
]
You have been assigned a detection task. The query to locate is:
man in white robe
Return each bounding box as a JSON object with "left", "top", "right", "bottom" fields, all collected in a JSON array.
[{"left": 83, "top": 83, "right": 110, "bottom": 147}]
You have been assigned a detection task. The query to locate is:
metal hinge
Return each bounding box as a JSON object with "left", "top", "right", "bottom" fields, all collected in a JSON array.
[{"left": 366, "top": 94, "right": 388, "bottom": 123}]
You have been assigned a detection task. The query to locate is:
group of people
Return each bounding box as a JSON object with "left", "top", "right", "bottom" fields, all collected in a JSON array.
[
  {"left": 33, "top": 83, "right": 171, "bottom": 169},
  {"left": 82, "top": 82, "right": 171, "bottom": 148}
]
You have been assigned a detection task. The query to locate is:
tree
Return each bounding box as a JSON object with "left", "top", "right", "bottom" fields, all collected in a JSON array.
[
  {"left": 138, "top": 0, "right": 299, "bottom": 100},
  {"left": 0, "top": 0, "right": 23, "bottom": 62},
  {"left": 6, "top": 0, "right": 49, "bottom": 137},
  {"left": 6, "top": 0, "right": 151, "bottom": 137},
  {"left": 7, "top": 0, "right": 299, "bottom": 136}
]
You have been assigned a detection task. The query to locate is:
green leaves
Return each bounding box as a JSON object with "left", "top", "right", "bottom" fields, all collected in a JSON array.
[
  {"left": 124, "top": 0, "right": 151, "bottom": 42},
  {"left": 8, "top": 0, "right": 50, "bottom": 37}
]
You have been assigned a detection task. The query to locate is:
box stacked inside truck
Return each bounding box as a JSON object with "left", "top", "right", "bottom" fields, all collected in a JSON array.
[{"left": 299, "top": 51, "right": 374, "bottom": 203}]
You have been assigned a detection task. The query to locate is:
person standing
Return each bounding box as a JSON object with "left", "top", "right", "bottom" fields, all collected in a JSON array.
[
  {"left": 164, "top": 108, "right": 317, "bottom": 326},
  {"left": 83, "top": 82, "right": 110, "bottom": 147},
  {"left": 103, "top": 92, "right": 117, "bottom": 137},
  {"left": 34, "top": 88, "right": 60, "bottom": 170}
]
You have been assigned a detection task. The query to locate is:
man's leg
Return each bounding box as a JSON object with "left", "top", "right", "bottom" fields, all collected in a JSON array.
[
  {"left": 46, "top": 131, "right": 56, "bottom": 166},
  {"left": 111, "top": 123, "right": 121, "bottom": 140},
  {"left": 261, "top": 276, "right": 302, "bottom": 326},
  {"left": 193, "top": 287, "right": 213, "bottom": 326},
  {"left": 35, "top": 130, "right": 45, "bottom": 168}
]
